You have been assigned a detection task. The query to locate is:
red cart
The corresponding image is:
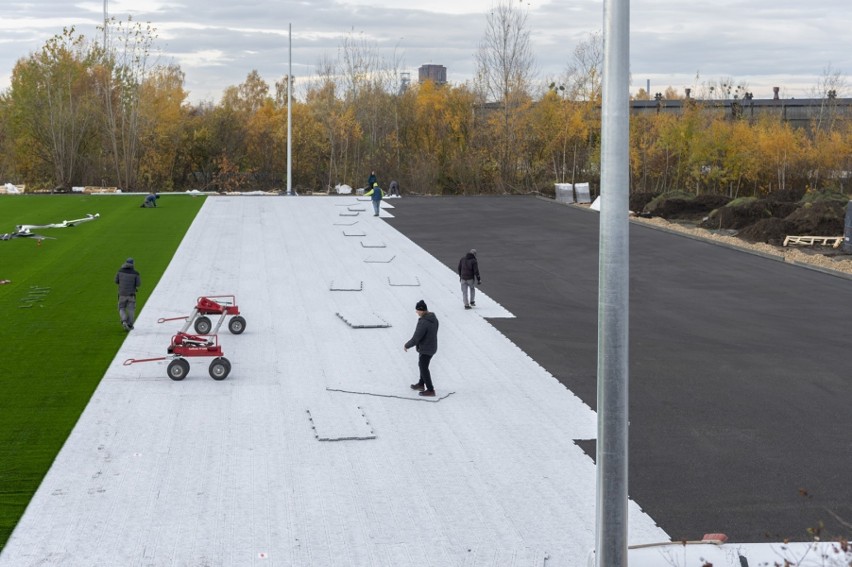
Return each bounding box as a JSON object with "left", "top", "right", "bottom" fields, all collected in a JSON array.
[
  {"left": 158, "top": 295, "right": 246, "bottom": 335},
  {"left": 124, "top": 332, "right": 231, "bottom": 380}
]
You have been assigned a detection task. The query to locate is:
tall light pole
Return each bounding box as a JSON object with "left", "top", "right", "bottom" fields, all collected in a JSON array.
[
  {"left": 595, "top": 0, "right": 630, "bottom": 564},
  {"left": 286, "top": 23, "right": 293, "bottom": 195}
]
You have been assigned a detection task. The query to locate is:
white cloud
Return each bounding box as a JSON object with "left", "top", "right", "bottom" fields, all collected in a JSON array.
[{"left": 0, "top": 0, "right": 849, "bottom": 103}]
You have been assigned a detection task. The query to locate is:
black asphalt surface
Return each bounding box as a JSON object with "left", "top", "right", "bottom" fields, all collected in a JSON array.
[{"left": 386, "top": 195, "right": 852, "bottom": 543}]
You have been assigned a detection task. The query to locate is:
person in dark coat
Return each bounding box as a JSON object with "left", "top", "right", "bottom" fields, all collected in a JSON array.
[
  {"left": 115, "top": 258, "right": 141, "bottom": 331},
  {"left": 364, "top": 183, "right": 383, "bottom": 216},
  {"left": 366, "top": 171, "right": 377, "bottom": 190},
  {"left": 404, "top": 299, "right": 439, "bottom": 396},
  {"left": 457, "top": 248, "right": 481, "bottom": 309}
]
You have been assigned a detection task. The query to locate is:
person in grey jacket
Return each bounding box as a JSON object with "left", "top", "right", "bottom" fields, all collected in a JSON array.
[
  {"left": 457, "top": 248, "right": 480, "bottom": 309},
  {"left": 115, "top": 258, "right": 141, "bottom": 331},
  {"left": 404, "top": 299, "right": 439, "bottom": 397}
]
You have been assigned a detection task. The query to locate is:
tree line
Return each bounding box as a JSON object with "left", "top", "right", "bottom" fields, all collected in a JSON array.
[{"left": 0, "top": 10, "right": 849, "bottom": 197}]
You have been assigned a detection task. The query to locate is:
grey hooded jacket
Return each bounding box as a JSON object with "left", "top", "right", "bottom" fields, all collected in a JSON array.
[{"left": 115, "top": 262, "right": 141, "bottom": 296}]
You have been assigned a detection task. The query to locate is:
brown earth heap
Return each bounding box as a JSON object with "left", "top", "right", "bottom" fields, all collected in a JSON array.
[{"left": 630, "top": 191, "right": 852, "bottom": 275}]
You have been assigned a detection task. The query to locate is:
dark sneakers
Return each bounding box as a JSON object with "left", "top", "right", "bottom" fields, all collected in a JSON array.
[
  {"left": 410, "top": 383, "right": 425, "bottom": 391},
  {"left": 464, "top": 305, "right": 472, "bottom": 310},
  {"left": 470, "top": 301, "right": 476, "bottom": 306},
  {"left": 419, "top": 390, "right": 436, "bottom": 397}
]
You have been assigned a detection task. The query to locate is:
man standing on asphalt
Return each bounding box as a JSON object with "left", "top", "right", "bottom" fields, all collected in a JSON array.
[
  {"left": 115, "top": 257, "right": 141, "bottom": 331},
  {"left": 457, "top": 248, "right": 481, "bottom": 309},
  {"left": 404, "top": 299, "right": 439, "bottom": 397}
]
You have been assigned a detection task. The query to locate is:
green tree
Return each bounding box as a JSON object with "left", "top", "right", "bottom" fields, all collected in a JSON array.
[{"left": 7, "top": 27, "right": 100, "bottom": 189}]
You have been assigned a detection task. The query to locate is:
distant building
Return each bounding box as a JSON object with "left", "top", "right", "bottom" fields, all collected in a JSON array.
[
  {"left": 418, "top": 64, "right": 447, "bottom": 85},
  {"left": 630, "top": 93, "right": 851, "bottom": 128}
]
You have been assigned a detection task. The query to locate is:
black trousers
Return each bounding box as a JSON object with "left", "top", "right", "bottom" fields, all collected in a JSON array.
[{"left": 417, "top": 353, "right": 434, "bottom": 391}]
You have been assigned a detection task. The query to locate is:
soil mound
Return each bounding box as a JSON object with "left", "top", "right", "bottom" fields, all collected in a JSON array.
[
  {"left": 738, "top": 218, "right": 795, "bottom": 244},
  {"left": 643, "top": 193, "right": 730, "bottom": 221},
  {"left": 784, "top": 201, "right": 846, "bottom": 236},
  {"left": 699, "top": 197, "right": 770, "bottom": 230}
]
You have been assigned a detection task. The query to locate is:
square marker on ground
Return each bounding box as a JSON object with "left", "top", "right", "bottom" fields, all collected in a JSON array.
[
  {"left": 364, "top": 253, "right": 395, "bottom": 263},
  {"left": 343, "top": 229, "right": 367, "bottom": 236},
  {"left": 347, "top": 206, "right": 366, "bottom": 212},
  {"left": 326, "top": 387, "right": 454, "bottom": 403},
  {"left": 306, "top": 404, "right": 375, "bottom": 441},
  {"left": 333, "top": 220, "right": 358, "bottom": 226},
  {"left": 335, "top": 310, "right": 391, "bottom": 328},
  {"left": 387, "top": 275, "right": 420, "bottom": 287},
  {"left": 339, "top": 211, "right": 359, "bottom": 217},
  {"left": 360, "top": 240, "right": 386, "bottom": 248},
  {"left": 329, "top": 279, "right": 363, "bottom": 291}
]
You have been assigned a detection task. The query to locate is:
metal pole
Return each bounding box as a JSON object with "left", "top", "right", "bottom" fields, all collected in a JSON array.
[
  {"left": 286, "top": 23, "right": 293, "bottom": 195},
  {"left": 595, "top": 0, "right": 630, "bottom": 563}
]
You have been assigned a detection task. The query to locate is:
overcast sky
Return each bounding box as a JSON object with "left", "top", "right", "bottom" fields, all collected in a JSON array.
[{"left": 1, "top": 0, "right": 850, "bottom": 104}]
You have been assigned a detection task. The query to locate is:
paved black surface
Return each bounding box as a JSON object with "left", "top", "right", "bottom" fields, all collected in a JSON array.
[{"left": 386, "top": 195, "right": 852, "bottom": 543}]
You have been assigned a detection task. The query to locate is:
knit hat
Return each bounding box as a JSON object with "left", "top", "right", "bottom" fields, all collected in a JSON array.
[
  {"left": 415, "top": 299, "right": 428, "bottom": 311},
  {"left": 126, "top": 257, "right": 134, "bottom": 264},
  {"left": 470, "top": 248, "right": 477, "bottom": 255}
]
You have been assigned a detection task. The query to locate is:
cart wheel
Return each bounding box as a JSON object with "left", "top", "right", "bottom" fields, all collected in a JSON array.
[
  {"left": 168, "top": 358, "right": 190, "bottom": 381},
  {"left": 209, "top": 357, "right": 231, "bottom": 380},
  {"left": 228, "top": 316, "right": 246, "bottom": 335},
  {"left": 194, "top": 316, "right": 212, "bottom": 334}
]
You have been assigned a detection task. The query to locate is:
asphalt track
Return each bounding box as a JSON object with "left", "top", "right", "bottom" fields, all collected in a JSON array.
[{"left": 386, "top": 195, "right": 852, "bottom": 543}]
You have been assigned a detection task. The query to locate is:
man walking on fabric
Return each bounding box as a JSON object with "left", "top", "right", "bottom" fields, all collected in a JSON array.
[
  {"left": 404, "top": 299, "right": 439, "bottom": 397},
  {"left": 457, "top": 248, "right": 481, "bottom": 309},
  {"left": 115, "top": 258, "right": 141, "bottom": 331}
]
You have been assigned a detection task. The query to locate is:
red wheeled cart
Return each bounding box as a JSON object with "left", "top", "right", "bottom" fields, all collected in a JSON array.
[
  {"left": 158, "top": 295, "right": 246, "bottom": 335},
  {"left": 124, "top": 332, "right": 232, "bottom": 380}
]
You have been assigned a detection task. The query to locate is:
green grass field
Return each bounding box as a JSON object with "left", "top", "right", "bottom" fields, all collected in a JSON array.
[{"left": 0, "top": 194, "right": 205, "bottom": 549}]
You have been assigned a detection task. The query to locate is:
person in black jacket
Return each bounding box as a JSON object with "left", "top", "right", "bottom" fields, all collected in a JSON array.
[
  {"left": 404, "top": 299, "right": 439, "bottom": 397},
  {"left": 115, "top": 258, "right": 141, "bottom": 331},
  {"left": 457, "top": 248, "right": 481, "bottom": 309}
]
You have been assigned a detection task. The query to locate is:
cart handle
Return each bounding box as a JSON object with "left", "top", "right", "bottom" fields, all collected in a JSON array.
[
  {"left": 124, "top": 356, "right": 168, "bottom": 366},
  {"left": 157, "top": 316, "right": 189, "bottom": 323}
]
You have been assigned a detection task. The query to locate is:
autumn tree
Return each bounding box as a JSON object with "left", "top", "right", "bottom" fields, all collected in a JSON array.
[
  {"left": 136, "top": 64, "right": 189, "bottom": 190},
  {"left": 475, "top": 0, "right": 536, "bottom": 191},
  {"left": 7, "top": 27, "right": 100, "bottom": 189}
]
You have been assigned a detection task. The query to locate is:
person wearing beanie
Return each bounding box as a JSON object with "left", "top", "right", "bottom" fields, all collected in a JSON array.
[
  {"left": 404, "top": 299, "right": 440, "bottom": 396},
  {"left": 115, "top": 257, "right": 141, "bottom": 331},
  {"left": 457, "top": 248, "right": 481, "bottom": 309}
]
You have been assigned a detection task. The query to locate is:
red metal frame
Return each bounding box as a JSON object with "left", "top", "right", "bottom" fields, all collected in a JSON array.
[{"left": 157, "top": 295, "right": 242, "bottom": 336}]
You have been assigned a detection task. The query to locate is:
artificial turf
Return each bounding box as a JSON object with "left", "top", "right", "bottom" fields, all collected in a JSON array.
[{"left": 0, "top": 194, "right": 205, "bottom": 550}]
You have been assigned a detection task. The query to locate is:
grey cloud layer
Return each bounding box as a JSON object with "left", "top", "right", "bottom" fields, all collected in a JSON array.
[{"left": 0, "top": 0, "right": 850, "bottom": 102}]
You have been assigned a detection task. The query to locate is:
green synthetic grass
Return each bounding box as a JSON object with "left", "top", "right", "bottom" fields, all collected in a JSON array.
[{"left": 0, "top": 194, "right": 205, "bottom": 550}]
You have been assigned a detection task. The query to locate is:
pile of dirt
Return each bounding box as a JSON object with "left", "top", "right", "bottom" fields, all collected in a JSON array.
[
  {"left": 630, "top": 214, "right": 852, "bottom": 275},
  {"left": 646, "top": 193, "right": 730, "bottom": 221},
  {"left": 738, "top": 218, "right": 795, "bottom": 244},
  {"left": 643, "top": 191, "right": 848, "bottom": 244},
  {"left": 785, "top": 201, "right": 846, "bottom": 236}
]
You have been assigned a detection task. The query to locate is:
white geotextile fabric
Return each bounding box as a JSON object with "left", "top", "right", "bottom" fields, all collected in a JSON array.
[{"left": 0, "top": 197, "right": 667, "bottom": 566}]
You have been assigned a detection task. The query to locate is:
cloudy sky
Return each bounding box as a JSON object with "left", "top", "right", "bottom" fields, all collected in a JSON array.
[{"left": 1, "top": 0, "right": 850, "bottom": 104}]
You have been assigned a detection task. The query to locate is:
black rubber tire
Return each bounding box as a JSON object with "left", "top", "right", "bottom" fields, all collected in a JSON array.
[
  {"left": 209, "top": 357, "right": 231, "bottom": 380},
  {"left": 194, "top": 316, "right": 212, "bottom": 335},
  {"left": 168, "top": 358, "right": 190, "bottom": 381},
  {"left": 228, "top": 316, "right": 246, "bottom": 335}
]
